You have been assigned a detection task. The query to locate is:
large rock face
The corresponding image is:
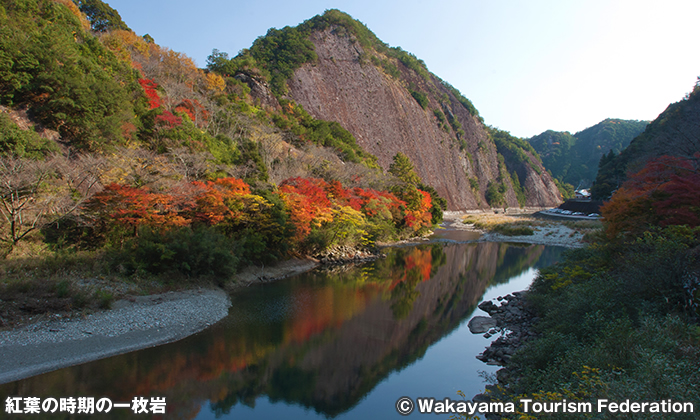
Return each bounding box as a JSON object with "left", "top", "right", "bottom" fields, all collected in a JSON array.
[{"left": 286, "top": 28, "right": 561, "bottom": 210}]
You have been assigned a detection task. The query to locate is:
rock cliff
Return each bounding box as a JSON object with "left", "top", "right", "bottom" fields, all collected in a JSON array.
[{"left": 283, "top": 25, "right": 561, "bottom": 210}]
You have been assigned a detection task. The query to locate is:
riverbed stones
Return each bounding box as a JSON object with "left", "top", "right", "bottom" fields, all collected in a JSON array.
[
  {"left": 468, "top": 316, "right": 498, "bottom": 334},
  {"left": 470, "top": 292, "right": 539, "bottom": 419},
  {"left": 471, "top": 292, "right": 538, "bottom": 367}
]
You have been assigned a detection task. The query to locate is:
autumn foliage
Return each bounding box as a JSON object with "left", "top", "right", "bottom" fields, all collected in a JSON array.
[
  {"left": 601, "top": 154, "right": 700, "bottom": 238},
  {"left": 81, "top": 176, "right": 434, "bottom": 268},
  {"left": 277, "top": 177, "right": 432, "bottom": 245},
  {"left": 82, "top": 184, "right": 189, "bottom": 234},
  {"left": 138, "top": 78, "right": 161, "bottom": 110}
]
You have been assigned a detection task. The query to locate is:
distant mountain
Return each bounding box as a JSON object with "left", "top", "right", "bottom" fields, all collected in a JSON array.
[
  {"left": 528, "top": 119, "right": 648, "bottom": 188},
  {"left": 591, "top": 84, "right": 700, "bottom": 199}
]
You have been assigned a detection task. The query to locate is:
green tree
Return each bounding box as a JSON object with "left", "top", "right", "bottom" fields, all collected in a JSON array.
[
  {"left": 72, "top": 0, "right": 130, "bottom": 32},
  {"left": 0, "top": 113, "right": 58, "bottom": 159},
  {"left": 485, "top": 180, "right": 505, "bottom": 207},
  {"left": 388, "top": 152, "right": 421, "bottom": 186},
  {"left": 0, "top": 0, "right": 138, "bottom": 149}
]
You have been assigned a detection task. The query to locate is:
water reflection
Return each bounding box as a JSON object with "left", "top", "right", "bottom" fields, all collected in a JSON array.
[{"left": 1, "top": 242, "right": 564, "bottom": 419}]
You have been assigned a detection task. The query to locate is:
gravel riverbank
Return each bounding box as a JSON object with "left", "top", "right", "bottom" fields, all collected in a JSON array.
[
  {"left": 442, "top": 211, "right": 587, "bottom": 248},
  {"left": 0, "top": 288, "right": 230, "bottom": 384}
]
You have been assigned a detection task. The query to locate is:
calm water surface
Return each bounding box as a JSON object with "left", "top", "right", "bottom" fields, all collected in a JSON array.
[{"left": 1, "top": 241, "right": 564, "bottom": 419}]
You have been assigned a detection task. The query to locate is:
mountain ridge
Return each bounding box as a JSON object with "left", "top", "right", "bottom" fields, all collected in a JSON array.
[{"left": 527, "top": 118, "right": 649, "bottom": 190}]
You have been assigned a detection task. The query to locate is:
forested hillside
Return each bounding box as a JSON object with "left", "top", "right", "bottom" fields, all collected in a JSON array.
[
  {"left": 592, "top": 81, "right": 700, "bottom": 199},
  {"left": 527, "top": 119, "right": 648, "bottom": 193},
  {"left": 0, "top": 0, "right": 565, "bottom": 280},
  {"left": 0, "top": 0, "right": 450, "bottom": 288}
]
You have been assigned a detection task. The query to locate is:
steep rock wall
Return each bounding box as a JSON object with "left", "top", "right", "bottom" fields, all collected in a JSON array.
[{"left": 286, "top": 28, "right": 561, "bottom": 210}]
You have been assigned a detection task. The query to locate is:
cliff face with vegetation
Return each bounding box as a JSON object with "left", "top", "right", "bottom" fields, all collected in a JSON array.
[{"left": 281, "top": 23, "right": 561, "bottom": 210}]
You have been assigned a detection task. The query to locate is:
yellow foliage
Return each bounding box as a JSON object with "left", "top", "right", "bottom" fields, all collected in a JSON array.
[
  {"left": 330, "top": 205, "right": 368, "bottom": 241},
  {"left": 205, "top": 72, "right": 226, "bottom": 93},
  {"left": 101, "top": 30, "right": 151, "bottom": 65}
]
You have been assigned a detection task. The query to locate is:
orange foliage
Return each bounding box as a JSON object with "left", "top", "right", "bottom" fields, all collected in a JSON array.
[
  {"left": 189, "top": 178, "right": 251, "bottom": 225},
  {"left": 601, "top": 154, "right": 700, "bottom": 238},
  {"left": 83, "top": 178, "right": 252, "bottom": 233},
  {"left": 353, "top": 187, "right": 405, "bottom": 219},
  {"left": 83, "top": 184, "right": 189, "bottom": 232},
  {"left": 278, "top": 177, "right": 334, "bottom": 242},
  {"left": 403, "top": 189, "right": 433, "bottom": 230}
]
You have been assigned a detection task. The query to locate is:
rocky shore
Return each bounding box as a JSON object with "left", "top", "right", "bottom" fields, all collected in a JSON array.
[
  {"left": 469, "top": 291, "right": 539, "bottom": 415},
  {"left": 315, "top": 245, "right": 384, "bottom": 265}
]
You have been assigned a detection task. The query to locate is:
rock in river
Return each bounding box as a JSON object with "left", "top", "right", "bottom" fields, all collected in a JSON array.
[{"left": 468, "top": 316, "right": 498, "bottom": 334}]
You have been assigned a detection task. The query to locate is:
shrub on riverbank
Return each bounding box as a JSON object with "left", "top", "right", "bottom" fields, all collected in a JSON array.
[
  {"left": 482, "top": 226, "right": 700, "bottom": 418},
  {"left": 462, "top": 214, "right": 541, "bottom": 236},
  {"left": 491, "top": 224, "right": 534, "bottom": 236}
]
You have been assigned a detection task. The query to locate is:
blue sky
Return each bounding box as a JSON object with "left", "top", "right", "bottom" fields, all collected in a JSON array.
[{"left": 107, "top": 0, "right": 700, "bottom": 138}]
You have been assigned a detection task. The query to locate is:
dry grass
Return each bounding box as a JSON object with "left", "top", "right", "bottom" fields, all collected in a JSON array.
[
  {"left": 461, "top": 212, "right": 603, "bottom": 239},
  {"left": 462, "top": 213, "right": 546, "bottom": 235}
]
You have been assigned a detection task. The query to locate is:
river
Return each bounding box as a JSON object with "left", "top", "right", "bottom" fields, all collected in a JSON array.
[{"left": 1, "top": 239, "right": 565, "bottom": 419}]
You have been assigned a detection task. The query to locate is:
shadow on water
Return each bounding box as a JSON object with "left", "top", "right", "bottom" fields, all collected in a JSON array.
[{"left": 0, "top": 242, "right": 565, "bottom": 419}]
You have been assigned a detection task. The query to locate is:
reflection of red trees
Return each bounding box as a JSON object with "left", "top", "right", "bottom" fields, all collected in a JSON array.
[
  {"left": 602, "top": 154, "right": 700, "bottom": 238},
  {"left": 388, "top": 247, "right": 434, "bottom": 290},
  {"left": 283, "top": 286, "right": 381, "bottom": 344},
  {"left": 116, "top": 283, "right": 384, "bottom": 399},
  {"left": 44, "top": 246, "right": 439, "bottom": 409}
]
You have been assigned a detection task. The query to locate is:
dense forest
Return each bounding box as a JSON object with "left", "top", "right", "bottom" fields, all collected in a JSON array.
[{"left": 527, "top": 119, "right": 648, "bottom": 195}]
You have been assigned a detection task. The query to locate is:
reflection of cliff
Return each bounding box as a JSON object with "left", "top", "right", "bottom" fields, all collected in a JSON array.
[
  {"left": 490, "top": 243, "right": 545, "bottom": 285},
  {"left": 0, "top": 243, "right": 556, "bottom": 419}
]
